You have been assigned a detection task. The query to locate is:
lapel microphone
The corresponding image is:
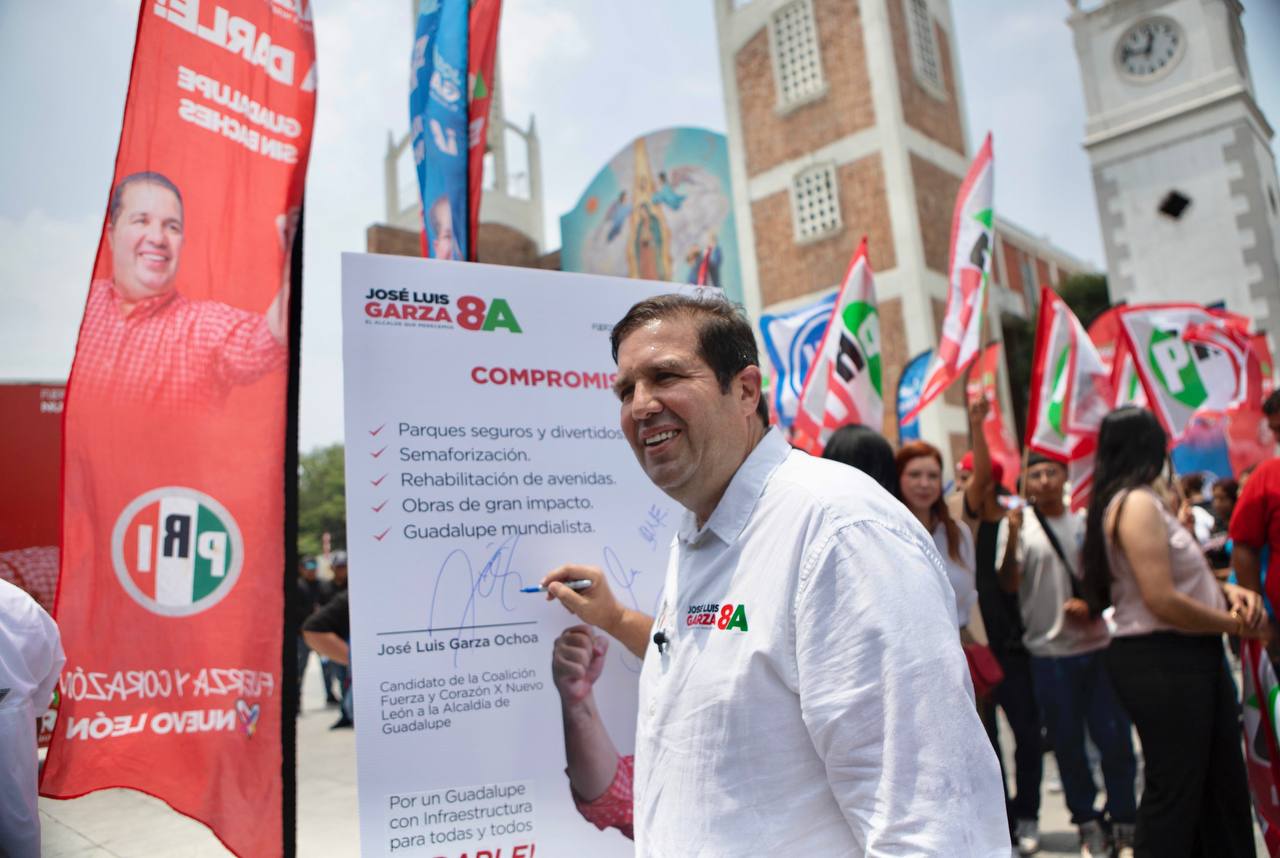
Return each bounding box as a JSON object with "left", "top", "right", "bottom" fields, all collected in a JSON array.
[{"left": 653, "top": 631, "right": 670, "bottom": 653}]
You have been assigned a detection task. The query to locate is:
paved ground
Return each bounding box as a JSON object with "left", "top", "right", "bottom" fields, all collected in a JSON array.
[{"left": 35, "top": 659, "right": 1261, "bottom": 856}]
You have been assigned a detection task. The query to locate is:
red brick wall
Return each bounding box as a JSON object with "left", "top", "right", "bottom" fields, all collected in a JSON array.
[
  {"left": 911, "top": 154, "right": 962, "bottom": 275},
  {"left": 1001, "top": 241, "right": 1024, "bottom": 298},
  {"left": 751, "top": 155, "right": 896, "bottom": 306},
  {"left": 886, "top": 0, "right": 965, "bottom": 155},
  {"left": 735, "top": 0, "right": 875, "bottom": 177},
  {"left": 1035, "top": 258, "right": 1052, "bottom": 291}
]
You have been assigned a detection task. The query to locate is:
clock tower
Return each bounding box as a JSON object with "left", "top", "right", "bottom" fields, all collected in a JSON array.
[{"left": 1069, "top": 0, "right": 1280, "bottom": 336}]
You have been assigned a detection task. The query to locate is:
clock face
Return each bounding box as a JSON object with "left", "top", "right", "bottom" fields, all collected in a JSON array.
[{"left": 1117, "top": 18, "right": 1183, "bottom": 79}]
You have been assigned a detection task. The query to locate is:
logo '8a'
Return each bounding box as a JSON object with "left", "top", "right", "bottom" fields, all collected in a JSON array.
[{"left": 111, "top": 488, "right": 245, "bottom": 617}]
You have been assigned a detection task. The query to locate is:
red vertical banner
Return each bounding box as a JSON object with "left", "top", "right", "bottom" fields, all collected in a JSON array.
[
  {"left": 40, "top": 2, "right": 316, "bottom": 856},
  {"left": 965, "top": 344, "right": 1020, "bottom": 494}
]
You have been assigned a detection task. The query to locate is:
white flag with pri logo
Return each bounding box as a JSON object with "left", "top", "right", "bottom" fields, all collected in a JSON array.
[
  {"left": 1118, "top": 303, "right": 1244, "bottom": 442},
  {"left": 1025, "top": 288, "right": 1103, "bottom": 510},
  {"left": 906, "top": 133, "right": 994, "bottom": 421},
  {"left": 789, "top": 238, "right": 884, "bottom": 454}
]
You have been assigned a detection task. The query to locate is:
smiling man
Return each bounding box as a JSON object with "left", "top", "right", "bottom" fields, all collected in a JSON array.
[
  {"left": 543, "top": 293, "right": 1008, "bottom": 855},
  {"left": 71, "top": 171, "right": 294, "bottom": 410}
]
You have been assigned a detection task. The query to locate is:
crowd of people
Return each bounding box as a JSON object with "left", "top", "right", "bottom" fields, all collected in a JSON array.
[
  {"left": 297, "top": 551, "right": 354, "bottom": 729},
  {"left": 543, "top": 293, "right": 1280, "bottom": 857}
]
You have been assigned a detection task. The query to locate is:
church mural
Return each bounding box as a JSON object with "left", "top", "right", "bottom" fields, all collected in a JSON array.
[{"left": 560, "top": 127, "right": 742, "bottom": 304}]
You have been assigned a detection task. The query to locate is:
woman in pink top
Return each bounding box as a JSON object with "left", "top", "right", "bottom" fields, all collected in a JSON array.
[{"left": 1081, "top": 407, "right": 1266, "bottom": 857}]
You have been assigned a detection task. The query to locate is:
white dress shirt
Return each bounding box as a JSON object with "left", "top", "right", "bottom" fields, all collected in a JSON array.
[
  {"left": 0, "top": 578, "right": 65, "bottom": 858},
  {"left": 633, "top": 430, "right": 1009, "bottom": 856}
]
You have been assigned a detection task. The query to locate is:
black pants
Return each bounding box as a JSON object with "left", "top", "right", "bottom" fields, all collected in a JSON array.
[
  {"left": 984, "top": 652, "right": 1043, "bottom": 825},
  {"left": 1106, "top": 632, "right": 1255, "bottom": 857}
]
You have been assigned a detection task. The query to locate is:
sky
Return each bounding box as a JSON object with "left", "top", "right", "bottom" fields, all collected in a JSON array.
[{"left": 1, "top": 0, "right": 1277, "bottom": 451}]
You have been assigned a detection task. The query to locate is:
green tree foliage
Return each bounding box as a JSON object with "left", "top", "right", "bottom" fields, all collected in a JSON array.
[
  {"left": 298, "top": 444, "right": 346, "bottom": 558},
  {"left": 1057, "top": 272, "right": 1111, "bottom": 330}
]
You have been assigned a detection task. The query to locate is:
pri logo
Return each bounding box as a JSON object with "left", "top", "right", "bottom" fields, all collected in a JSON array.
[
  {"left": 111, "top": 487, "right": 244, "bottom": 617},
  {"left": 1148, "top": 329, "right": 1208, "bottom": 409},
  {"left": 1047, "top": 342, "right": 1071, "bottom": 439},
  {"left": 837, "top": 301, "right": 882, "bottom": 397}
]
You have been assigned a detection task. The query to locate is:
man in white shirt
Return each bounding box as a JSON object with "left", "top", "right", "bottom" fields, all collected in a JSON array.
[
  {"left": 542, "top": 293, "right": 1008, "bottom": 855},
  {"left": 998, "top": 453, "right": 1136, "bottom": 857},
  {"left": 0, "top": 577, "right": 65, "bottom": 858}
]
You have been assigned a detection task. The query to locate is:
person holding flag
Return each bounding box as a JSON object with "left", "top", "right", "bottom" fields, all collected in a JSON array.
[
  {"left": 1083, "top": 406, "right": 1265, "bottom": 856},
  {"left": 998, "top": 449, "right": 1137, "bottom": 857}
]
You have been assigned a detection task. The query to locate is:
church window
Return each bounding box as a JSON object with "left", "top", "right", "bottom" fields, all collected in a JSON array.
[
  {"left": 906, "top": 0, "right": 945, "bottom": 97},
  {"left": 791, "top": 163, "right": 842, "bottom": 241},
  {"left": 770, "top": 0, "right": 826, "bottom": 107}
]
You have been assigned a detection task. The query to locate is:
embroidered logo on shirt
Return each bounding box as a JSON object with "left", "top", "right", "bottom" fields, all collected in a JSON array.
[{"left": 685, "top": 602, "right": 749, "bottom": 631}]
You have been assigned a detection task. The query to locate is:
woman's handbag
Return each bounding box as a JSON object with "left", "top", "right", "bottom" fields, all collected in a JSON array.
[{"left": 962, "top": 641, "right": 1005, "bottom": 698}]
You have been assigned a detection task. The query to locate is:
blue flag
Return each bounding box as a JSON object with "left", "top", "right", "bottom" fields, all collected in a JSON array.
[
  {"left": 411, "top": 0, "right": 469, "bottom": 260},
  {"left": 897, "top": 350, "right": 932, "bottom": 443},
  {"left": 760, "top": 293, "right": 837, "bottom": 428}
]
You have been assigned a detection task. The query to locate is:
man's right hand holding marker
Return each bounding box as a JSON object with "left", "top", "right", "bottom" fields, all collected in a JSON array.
[{"left": 541, "top": 565, "right": 654, "bottom": 660}]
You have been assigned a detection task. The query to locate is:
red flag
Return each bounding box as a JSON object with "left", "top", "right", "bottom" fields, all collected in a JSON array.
[
  {"left": 965, "top": 345, "right": 1020, "bottom": 494},
  {"left": 1025, "top": 289, "right": 1099, "bottom": 510},
  {"left": 1241, "top": 639, "right": 1280, "bottom": 855},
  {"left": 466, "top": 0, "right": 502, "bottom": 261},
  {"left": 40, "top": 3, "right": 316, "bottom": 855}
]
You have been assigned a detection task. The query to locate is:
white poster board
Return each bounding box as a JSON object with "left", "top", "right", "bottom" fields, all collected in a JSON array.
[{"left": 341, "top": 253, "right": 679, "bottom": 856}]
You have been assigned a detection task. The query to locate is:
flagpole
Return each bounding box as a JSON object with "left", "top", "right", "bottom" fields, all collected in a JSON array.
[{"left": 280, "top": 207, "right": 304, "bottom": 858}]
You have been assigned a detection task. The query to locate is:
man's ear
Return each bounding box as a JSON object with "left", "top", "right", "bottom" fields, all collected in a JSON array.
[{"left": 735, "top": 365, "right": 763, "bottom": 417}]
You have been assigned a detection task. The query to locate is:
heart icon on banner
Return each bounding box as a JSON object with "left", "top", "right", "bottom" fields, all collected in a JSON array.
[{"left": 236, "top": 699, "right": 260, "bottom": 737}]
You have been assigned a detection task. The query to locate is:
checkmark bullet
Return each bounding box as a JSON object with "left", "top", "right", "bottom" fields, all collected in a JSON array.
[
  {"left": 371, "top": 473, "right": 387, "bottom": 486},
  {"left": 373, "top": 528, "right": 390, "bottom": 541},
  {"left": 371, "top": 445, "right": 387, "bottom": 458},
  {"left": 373, "top": 500, "right": 388, "bottom": 513},
  {"left": 369, "top": 423, "right": 386, "bottom": 436}
]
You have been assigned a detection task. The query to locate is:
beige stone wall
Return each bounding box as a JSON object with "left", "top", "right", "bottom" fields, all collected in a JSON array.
[{"left": 751, "top": 155, "right": 896, "bottom": 307}]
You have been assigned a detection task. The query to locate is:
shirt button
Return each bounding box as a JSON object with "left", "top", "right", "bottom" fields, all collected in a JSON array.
[{"left": 648, "top": 700, "right": 656, "bottom": 716}]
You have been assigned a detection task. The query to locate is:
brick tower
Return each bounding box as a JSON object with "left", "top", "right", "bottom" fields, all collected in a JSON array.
[{"left": 714, "top": 0, "right": 980, "bottom": 460}]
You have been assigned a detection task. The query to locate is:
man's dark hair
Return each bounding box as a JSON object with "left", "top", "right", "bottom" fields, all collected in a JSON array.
[
  {"left": 1179, "top": 473, "right": 1205, "bottom": 496},
  {"left": 108, "top": 171, "right": 184, "bottom": 226},
  {"left": 1264, "top": 389, "right": 1280, "bottom": 417},
  {"left": 611, "top": 293, "right": 769, "bottom": 430}
]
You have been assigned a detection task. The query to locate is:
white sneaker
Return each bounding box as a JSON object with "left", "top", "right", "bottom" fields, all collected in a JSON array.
[
  {"left": 1014, "top": 818, "right": 1040, "bottom": 855},
  {"left": 1078, "top": 819, "right": 1109, "bottom": 858}
]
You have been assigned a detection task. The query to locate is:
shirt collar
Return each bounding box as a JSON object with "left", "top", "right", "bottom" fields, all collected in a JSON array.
[
  {"left": 677, "top": 427, "right": 791, "bottom": 546},
  {"left": 109, "top": 279, "right": 181, "bottom": 320}
]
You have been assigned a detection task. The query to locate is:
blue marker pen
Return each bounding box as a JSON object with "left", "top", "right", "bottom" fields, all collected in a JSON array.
[{"left": 520, "top": 579, "right": 594, "bottom": 593}]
